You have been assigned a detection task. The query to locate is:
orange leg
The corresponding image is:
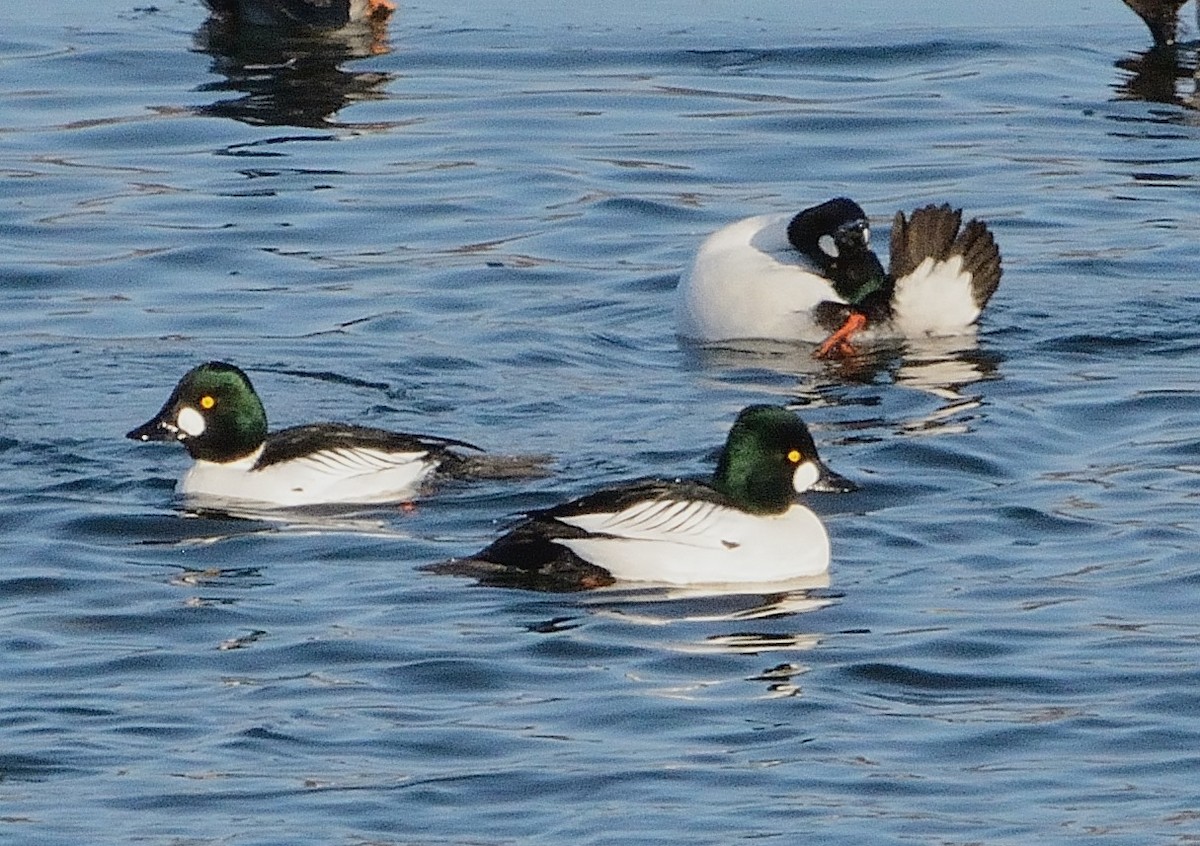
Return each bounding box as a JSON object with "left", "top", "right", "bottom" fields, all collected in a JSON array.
[
  {"left": 814, "top": 312, "right": 868, "bottom": 359},
  {"left": 367, "top": 0, "right": 396, "bottom": 20},
  {"left": 365, "top": 0, "right": 395, "bottom": 54}
]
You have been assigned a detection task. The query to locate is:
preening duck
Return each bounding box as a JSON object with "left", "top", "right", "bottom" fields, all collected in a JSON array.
[{"left": 676, "top": 198, "right": 1002, "bottom": 356}]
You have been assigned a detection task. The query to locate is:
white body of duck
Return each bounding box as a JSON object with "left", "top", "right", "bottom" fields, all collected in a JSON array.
[
  {"left": 553, "top": 495, "right": 831, "bottom": 585},
  {"left": 676, "top": 212, "right": 840, "bottom": 344},
  {"left": 176, "top": 435, "right": 443, "bottom": 508}
]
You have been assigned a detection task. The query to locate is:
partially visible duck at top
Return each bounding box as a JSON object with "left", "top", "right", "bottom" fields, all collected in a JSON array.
[
  {"left": 127, "top": 361, "right": 525, "bottom": 509},
  {"left": 201, "top": 0, "right": 395, "bottom": 29},
  {"left": 676, "top": 198, "right": 1002, "bottom": 358},
  {"left": 428, "top": 405, "right": 854, "bottom": 592},
  {"left": 1120, "top": 0, "right": 1190, "bottom": 47}
]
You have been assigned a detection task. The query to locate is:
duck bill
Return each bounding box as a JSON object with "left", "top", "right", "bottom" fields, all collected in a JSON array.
[
  {"left": 834, "top": 218, "right": 869, "bottom": 249},
  {"left": 811, "top": 461, "right": 856, "bottom": 493},
  {"left": 126, "top": 412, "right": 180, "bottom": 443}
]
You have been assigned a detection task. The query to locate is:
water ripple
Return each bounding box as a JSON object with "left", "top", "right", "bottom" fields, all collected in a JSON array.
[{"left": 5, "top": 3, "right": 1200, "bottom": 843}]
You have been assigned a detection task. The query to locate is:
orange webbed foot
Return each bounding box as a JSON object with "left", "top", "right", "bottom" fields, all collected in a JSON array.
[{"left": 814, "top": 312, "right": 868, "bottom": 359}]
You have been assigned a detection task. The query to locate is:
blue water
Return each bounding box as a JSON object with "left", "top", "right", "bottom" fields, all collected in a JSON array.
[{"left": 4, "top": 0, "right": 1200, "bottom": 842}]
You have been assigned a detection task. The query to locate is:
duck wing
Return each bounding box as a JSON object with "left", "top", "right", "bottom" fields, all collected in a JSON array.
[
  {"left": 257, "top": 423, "right": 481, "bottom": 470},
  {"left": 887, "top": 204, "right": 1002, "bottom": 334},
  {"left": 426, "top": 480, "right": 733, "bottom": 592}
]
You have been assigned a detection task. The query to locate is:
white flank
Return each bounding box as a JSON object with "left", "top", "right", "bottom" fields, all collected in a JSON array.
[
  {"left": 176, "top": 406, "right": 206, "bottom": 437},
  {"left": 676, "top": 213, "right": 844, "bottom": 343},
  {"left": 890, "top": 254, "right": 981, "bottom": 337},
  {"left": 556, "top": 499, "right": 830, "bottom": 585},
  {"left": 178, "top": 446, "right": 437, "bottom": 507}
]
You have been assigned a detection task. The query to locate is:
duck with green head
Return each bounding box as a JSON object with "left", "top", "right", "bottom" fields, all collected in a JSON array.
[
  {"left": 429, "top": 405, "right": 854, "bottom": 591},
  {"left": 127, "top": 361, "right": 495, "bottom": 508}
]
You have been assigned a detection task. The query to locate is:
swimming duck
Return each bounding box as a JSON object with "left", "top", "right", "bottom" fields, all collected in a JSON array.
[
  {"left": 676, "top": 198, "right": 1002, "bottom": 356},
  {"left": 201, "top": 0, "right": 395, "bottom": 29},
  {"left": 429, "top": 405, "right": 853, "bottom": 592},
  {"left": 128, "top": 361, "right": 486, "bottom": 508}
]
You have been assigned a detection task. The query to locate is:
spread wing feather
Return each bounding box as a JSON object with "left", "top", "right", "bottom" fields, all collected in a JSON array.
[{"left": 889, "top": 204, "right": 1002, "bottom": 312}]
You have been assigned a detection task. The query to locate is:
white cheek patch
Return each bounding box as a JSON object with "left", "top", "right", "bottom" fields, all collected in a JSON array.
[
  {"left": 176, "top": 406, "right": 207, "bottom": 438},
  {"left": 862, "top": 226, "right": 870, "bottom": 245},
  {"left": 818, "top": 234, "right": 839, "bottom": 258},
  {"left": 792, "top": 461, "right": 820, "bottom": 494}
]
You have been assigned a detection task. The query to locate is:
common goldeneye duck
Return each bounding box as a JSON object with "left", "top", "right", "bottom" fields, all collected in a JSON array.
[
  {"left": 202, "top": 0, "right": 395, "bottom": 29},
  {"left": 676, "top": 198, "right": 1002, "bottom": 357},
  {"left": 429, "top": 405, "right": 854, "bottom": 592},
  {"left": 128, "top": 361, "right": 486, "bottom": 508}
]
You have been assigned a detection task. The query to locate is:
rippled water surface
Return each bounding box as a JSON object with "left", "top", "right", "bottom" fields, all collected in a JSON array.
[{"left": 5, "top": 1, "right": 1200, "bottom": 842}]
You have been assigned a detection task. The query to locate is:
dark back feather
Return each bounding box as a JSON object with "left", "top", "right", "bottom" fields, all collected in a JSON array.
[
  {"left": 955, "top": 219, "right": 1003, "bottom": 308},
  {"left": 888, "top": 204, "right": 962, "bottom": 278},
  {"left": 257, "top": 423, "right": 481, "bottom": 469},
  {"left": 539, "top": 478, "right": 732, "bottom": 520},
  {"left": 429, "top": 518, "right": 616, "bottom": 592},
  {"left": 203, "top": 0, "right": 355, "bottom": 28}
]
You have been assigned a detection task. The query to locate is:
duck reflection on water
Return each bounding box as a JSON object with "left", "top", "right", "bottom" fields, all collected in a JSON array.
[
  {"left": 1113, "top": 44, "right": 1200, "bottom": 111},
  {"left": 192, "top": 10, "right": 394, "bottom": 128},
  {"left": 681, "top": 335, "right": 1001, "bottom": 441}
]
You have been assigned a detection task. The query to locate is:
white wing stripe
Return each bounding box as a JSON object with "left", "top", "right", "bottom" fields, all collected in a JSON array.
[
  {"left": 654, "top": 501, "right": 708, "bottom": 533},
  {"left": 675, "top": 501, "right": 718, "bottom": 533},
  {"left": 564, "top": 499, "right": 733, "bottom": 545},
  {"left": 295, "top": 448, "right": 430, "bottom": 476},
  {"left": 618, "top": 500, "right": 691, "bottom": 532}
]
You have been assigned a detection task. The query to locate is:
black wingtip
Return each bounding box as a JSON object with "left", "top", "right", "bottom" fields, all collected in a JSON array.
[
  {"left": 426, "top": 515, "right": 619, "bottom": 592},
  {"left": 956, "top": 218, "right": 1003, "bottom": 309},
  {"left": 888, "top": 204, "right": 963, "bottom": 281},
  {"left": 439, "top": 452, "right": 555, "bottom": 481}
]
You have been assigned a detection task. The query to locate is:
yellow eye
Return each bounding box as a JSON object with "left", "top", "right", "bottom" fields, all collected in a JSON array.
[
  {"left": 200, "top": 395, "right": 216, "bottom": 410},
  {"left": 787, "top": 449, "right": 802, "bottom": 463}
]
